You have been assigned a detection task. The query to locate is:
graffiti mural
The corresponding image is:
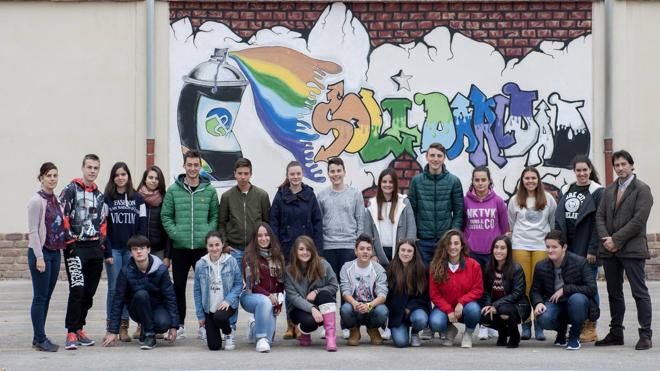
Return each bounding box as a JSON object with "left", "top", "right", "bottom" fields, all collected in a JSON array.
[{"left": 170, "top": 2, "right": 592, "bottom": 199}]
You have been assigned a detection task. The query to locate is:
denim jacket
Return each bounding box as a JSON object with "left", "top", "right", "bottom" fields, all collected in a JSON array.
[{"left": 193, "top": 253, "right": 243, "bottom": 321}]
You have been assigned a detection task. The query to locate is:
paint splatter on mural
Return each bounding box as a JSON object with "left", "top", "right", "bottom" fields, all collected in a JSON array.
[{"left": 170, "top": 2, "right": 592, "bottom": 200}]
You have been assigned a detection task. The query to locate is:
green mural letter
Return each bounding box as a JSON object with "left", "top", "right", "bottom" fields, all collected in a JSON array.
[{"left": 416, "top": 92, "right": 457, "bottom": 154}]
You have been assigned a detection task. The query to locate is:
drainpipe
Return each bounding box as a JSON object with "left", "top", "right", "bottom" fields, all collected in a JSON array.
[
  {"left": 603, "top": 0, "right": 614, "bottom": 184},
  {"left": 146, "top": 0, "right": 155, "bottom": 167}
]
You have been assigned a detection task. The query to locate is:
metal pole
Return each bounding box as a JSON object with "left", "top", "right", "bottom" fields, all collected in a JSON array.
[
  {"left": 603, "top": 0, "right": 614, "bottom": 184},
  {"left": 146, "top": 0, "right": 155, "bottom": 167}
]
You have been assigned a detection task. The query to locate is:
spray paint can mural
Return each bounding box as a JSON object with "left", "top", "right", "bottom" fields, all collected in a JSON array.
[{"left": 177, "top": 48, "right": 247, "bottom": 186}]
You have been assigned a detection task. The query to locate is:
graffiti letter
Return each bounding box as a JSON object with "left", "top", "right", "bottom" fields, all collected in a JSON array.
[
  {"left": 358, "top": 95, "right": 421, "bottom": 163},
  {"left": 312, "top": 81, "right": 355, "bottom": 162},
  {"left": 468, "top": 85, "right": 507, "bottom": 168},
  {"left": 448, "top": 93, "right": 478, "bottom": 159},
  {"left": 502, "top": 82, "right": 540, "bottom": 158},
  {"left": 545, "top": 93, "right": 590, "bottom": 168},
  {"left": 527, "top": 100, "right": 555, "bottom": 166},
  {"left": 416, "top": 92, "right": 457, "bottom": 156},
  {"left": 492, "top": 94, "right": 516, "bottom": 149}
]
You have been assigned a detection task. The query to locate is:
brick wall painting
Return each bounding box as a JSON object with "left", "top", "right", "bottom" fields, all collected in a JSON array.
[{"left": 169, "top": 2, "right": 592, "bottom": 199}]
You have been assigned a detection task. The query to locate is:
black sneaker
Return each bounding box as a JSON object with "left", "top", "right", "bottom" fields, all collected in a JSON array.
[
  {"left": 595, "top": 332, "right": 624, "bottom": 346},
  {"left": 138, "top": 328, "right": 146, "bottom": 344},
  {"left": 554, "top": 334, "right": 567, "bottom": 347},
  {"left": 34, "top": 338, "right": 59, "bottom": 352},
  {"left": 141, "top": 335, "right": 156, "bottom": 350}
]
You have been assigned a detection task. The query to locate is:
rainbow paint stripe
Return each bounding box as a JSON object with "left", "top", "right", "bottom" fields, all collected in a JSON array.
[{"left": 229, "top": 47, "right": 341, "bottom": 182}]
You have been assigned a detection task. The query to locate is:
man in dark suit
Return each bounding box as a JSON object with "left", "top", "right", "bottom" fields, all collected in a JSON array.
[{"left": 595, "top": 150, "right": 654, "bottom": 350}]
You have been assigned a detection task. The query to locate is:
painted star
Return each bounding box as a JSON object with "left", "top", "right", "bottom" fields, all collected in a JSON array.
[{"left": 391, "top": 69, "right": 413, "bottom": 92}]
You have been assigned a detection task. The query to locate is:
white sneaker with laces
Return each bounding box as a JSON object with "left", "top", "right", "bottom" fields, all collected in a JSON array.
[
  {"left": 198, "top": 326, "right": 207, "bottom": 340},
  {"left": 478, "top": 326, "right": 489, "bottom": 340},
  {"left": 488, "top": 327, "right": 498, "bottom": 338},
  {"left": 224, "top": 333, "right": 236, "bottom": 350},
  {"left": 381, "top": 327, "right": 391, "bottom": 340},
  {"left": 420, "top": 327, "right": 433, "bottom": 340},
  {"left": 176, "top": 325, "right": 187, "bottom": 339},
  {"left": 410, "top": 333, "right": 422, "bottom": 347},
  {"left": 461, "top": 331, "right": 473, "bottom": 348},
  {"left": 256, "top": 338, "right": 270, "bottom": 353},
  {"left": 342, "top": 328, "right": 350, "bottom": 339},
  {"left": 442, "top": 324, "right": 458, "bottom": 346}
]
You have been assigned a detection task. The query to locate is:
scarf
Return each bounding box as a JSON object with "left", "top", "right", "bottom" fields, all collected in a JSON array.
[
  {"left": 138, "top": 185, "right": 163, "bottom": 207},
  {"left": 258, "top": 247, "right": 281, "bottom": 282}
]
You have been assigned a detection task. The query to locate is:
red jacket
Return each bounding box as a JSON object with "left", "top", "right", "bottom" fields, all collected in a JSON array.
[{"left": 429, "top": 257, "right": 484, "bottom": 314}]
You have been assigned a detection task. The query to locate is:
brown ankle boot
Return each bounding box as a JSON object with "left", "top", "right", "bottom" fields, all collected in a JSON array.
[
  {"left": 580, "top": 320, "right": 598, "bottom": 343},
  {"left": 283, "top": 320, "right": 298, "bottom": 339},
  {"left": 347, "top": 327, "right": 361, "bottom": 346},
  {"left": 367, "top": 327, "right": 383, "bottom": 345},
  {"left": 119, "top": 319, "right": 132, "bottom": 342},
  {"left": 132, "top": 324, "right": 142, "bottom": 340}
]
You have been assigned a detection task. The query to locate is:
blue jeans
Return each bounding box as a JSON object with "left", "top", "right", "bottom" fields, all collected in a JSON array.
[
  {"left": 417, "top": 239, "right": 439, "bottom": 266},
  {"left": 536, "top": 293, "right": 589, "bottom": 340},
  {"left": 28, "top": 248, "right": 61, "bottom": 343},
  {"left": 229, "top": 249, "right": 244, "bottom": 328},
  {"left": 240, "top": 292, "right": 277, "bottom": 342},
  {"left": 390, "top": 308, "right": 428, "bottom": 348},
  {"left": 591, "top": 265, "right": 600, "bottom": 307},
  {"left": 105, "top": 249, "right": 131, "bottom": 320},
  {"left": 340, "top": 302, "right": 389, "bottom": 329},
  {"left": 429, "top": 301, "right": 481, "bottom": 332}
]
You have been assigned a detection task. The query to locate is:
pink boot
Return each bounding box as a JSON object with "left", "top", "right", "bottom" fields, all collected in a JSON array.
[
  {"left": 320, "top": 303, "right": 337, "bottom": 352},
  {"left": 298, "top": 332, "right": 311, "bottom": 346}
]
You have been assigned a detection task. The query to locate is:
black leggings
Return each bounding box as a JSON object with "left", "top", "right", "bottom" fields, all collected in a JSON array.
[
  {"left": 205, "top": 307, "right": 236, "bottom": 351},
  {"left": 289, "top": 291, "right": 335, "bottom": 333},
  {"left": 480, "top": 304, "right": 521, "bottom": 332}
]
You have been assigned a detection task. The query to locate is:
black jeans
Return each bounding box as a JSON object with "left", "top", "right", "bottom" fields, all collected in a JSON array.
[
  {"left": 602, "top": 257, "right": 653, "bottom": 338},
  {"left": 480, "top": 303, "right": 521, "bottom": 334},
  {"left": 128, "top": 290, "right": 171, "bottom": 335},
  {"left": 323, "top": 249, "right": 356, "bottom": 283},
  {"left": 205, "top": 307, "right": 236, "bottom": 350},
  {"left": 171, "top": 248, "right": 206, "bottom": 324},
  {"left": 289, "top": 291, "right": 335, "bottom": 333},
  {"left": 64, "top": 241, "right": 104, "bottom": 332}
]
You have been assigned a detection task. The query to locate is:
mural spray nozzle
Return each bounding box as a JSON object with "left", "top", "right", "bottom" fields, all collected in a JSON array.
[{"left": 211, "top": 48, "right": 228, "bottom": 94}]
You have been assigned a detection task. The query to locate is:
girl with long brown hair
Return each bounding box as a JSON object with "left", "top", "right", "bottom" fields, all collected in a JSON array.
[
  {"left": 385, "top": 239, "right": 429, "bottom": 348},
  {"left": 507, "top": 166, "right": 556, "bottom": 340},
  {"left": 428, "top": 230, "right": 483, "bottom": 348},
  {"left": 284, "top": 236, "right": 339, "bottom": 351},
  {"left": 239, "top": 222, "right": 285, "bottom": 352}
]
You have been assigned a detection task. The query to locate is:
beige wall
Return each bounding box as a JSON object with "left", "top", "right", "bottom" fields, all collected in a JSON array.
[
  {"left": 0, "top": 1, "right": 170, "bottom": 233},
  {"left": 1, "top": 0, "right": 659, "bottom": 233}
]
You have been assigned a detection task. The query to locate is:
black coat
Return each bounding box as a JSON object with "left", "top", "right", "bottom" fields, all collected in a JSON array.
[
  {"left": 108, "top": 255, "right": 179, "bottom": 334},
  {"left": 386, "top": 282, "right": 430, "bottom": 329},
  {"left": 145, "top": 203, "right": 171, "bottom": 256},
  {"left": 270, "top": 183, "right": 323, "bottom": 258},
  {"left": 531, "top": 252, "right": 599, "bottom": 321},
  {"left": 481, "top": 262, "right": 531, "bottom": 322},
  {"left": 555, "top": 182, "right": 604, "bottom": 258}
]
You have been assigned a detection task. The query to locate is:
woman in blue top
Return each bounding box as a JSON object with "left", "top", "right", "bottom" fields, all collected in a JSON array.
[
  {"left": 270, "top": 160, "right": 323, "bottom": 339},
  {"left": 193, "top": 231, "right": 242, "bottom": 351},
  {"left": 103, "top": 162, "right": 147, "bottom": 342}
]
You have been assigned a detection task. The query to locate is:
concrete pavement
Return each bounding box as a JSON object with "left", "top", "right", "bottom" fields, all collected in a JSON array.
[{"left": 0, "top": 280, "right": 658, "bottom": 370}]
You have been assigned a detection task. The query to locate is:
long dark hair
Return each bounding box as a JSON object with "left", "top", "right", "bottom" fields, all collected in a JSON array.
[
  {"left": 138, "top": 165, "right": 166, "bottom": 196},
  {"left": 287, "top": 235, "right": 326, "bottom": 284},
  {"left": 278, "top": 161, "right": 303, "bottom": 190},
  {"left": 572, "top": 155, "right": 600, "bottom": 184},
  {"left": 430, "top": 230, "right": 470, "bottom": 284},
  {"left": 387, "top": 239, "right": 427, "bottom": 296},
  {"left": 243, "top": 222, "right": 285, "bottom": 288},
  {"left": 104, "top": 162, "right": 135, "bottom": 199},
  {"left": 376, "top": 168, "right": 400, "bottom": 223},
  {"left": 514, "top": 166, "right": 547, "bottom": 210},
  {"left": 486, "top": 235, "right": 514, "bottom": 281}
]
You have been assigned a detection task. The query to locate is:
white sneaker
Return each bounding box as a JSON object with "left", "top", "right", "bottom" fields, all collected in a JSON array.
[
  {"left": 478, "top": 326, "right": 489, "bottom": 340},
  {"left": 176, "top": 325, "right": 186, "bottom": 339},
  {"left": 342, "top": 328, "right": 350, "bottom": 339},
  {"left": 256, "top": 338, "right": 270, "bottom": 353},
  {"left": 247, "top": 318, "right": 256, "bottom": 344},
  {"left": 320, "top": 328, "right": 326, "bottom": 339},
  {"left": 410, "top": 333, "right": 422, "bottom": 347},
  {"left": 381, "top": 327, "right": 391, "bottom": 340},
  {"left": 488, "top": 328, "right": 498, "bottom": 338},
  {"left": 461, "top": 331, "right": 473, "bottom": 348},
  {"left": 198, "top": 326, "right": 207, "bottom": 340},
  {"left": 420, "top": 327, "right": 433, "bottom": 340},
  {"left": 442, "top": 324, "right": 458, "bottom": 346},
  {"left": 224, "top": 333, "right": 236, "bottom": 350}
]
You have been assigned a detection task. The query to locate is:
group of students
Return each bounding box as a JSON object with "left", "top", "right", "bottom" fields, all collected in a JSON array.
[{"left": 26, "top": 142, "right": 653, "bottom": 353}]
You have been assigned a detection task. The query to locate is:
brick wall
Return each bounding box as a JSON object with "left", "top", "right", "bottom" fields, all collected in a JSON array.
[{"left": 170, "top": 1, "right": 592, "bottom": 59}]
